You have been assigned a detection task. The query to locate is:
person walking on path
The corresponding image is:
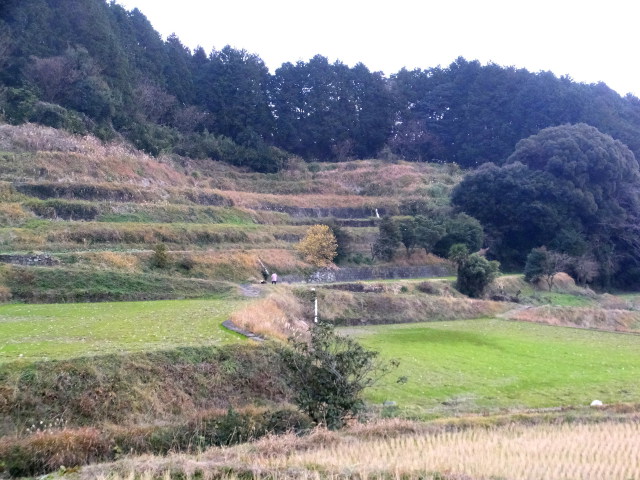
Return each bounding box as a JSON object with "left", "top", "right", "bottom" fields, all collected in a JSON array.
[{"left": 271, "top": 272, "right": 278, "bottom": 285}]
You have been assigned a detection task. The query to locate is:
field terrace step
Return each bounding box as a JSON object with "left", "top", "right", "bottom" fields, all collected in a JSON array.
[
  {"left": 13, "top": 182, "right": 233, "bottom": 206},
  {"left": 255, "top": 203, "right": 389, "bottom": 219}
]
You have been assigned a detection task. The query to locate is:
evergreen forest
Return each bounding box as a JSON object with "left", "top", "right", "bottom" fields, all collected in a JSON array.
[{"left": 2, "top": 0, "right": 640, "bottom": 171}]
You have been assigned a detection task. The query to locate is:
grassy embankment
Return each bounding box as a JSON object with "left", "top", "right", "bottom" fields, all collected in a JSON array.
[{"left": 0, "top": 295, "right": 305, "bottom": 477}]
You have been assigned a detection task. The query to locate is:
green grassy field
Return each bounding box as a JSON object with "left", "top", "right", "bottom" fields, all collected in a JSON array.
[
  {"left": 348, "top": 319, "right": 640, "bottom": 417},
  {"left": 0, "top": 297, "right": 247, "bottom": 364}
]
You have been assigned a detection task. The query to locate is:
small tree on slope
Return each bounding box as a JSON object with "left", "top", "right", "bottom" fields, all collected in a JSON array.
[{"left": 280, "top": 322, "right": 399, "bottom": 429}]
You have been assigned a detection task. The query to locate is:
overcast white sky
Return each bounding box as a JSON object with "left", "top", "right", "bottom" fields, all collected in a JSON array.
[{"left": 115, "top": 0, "right": 639, "bottom": 97}]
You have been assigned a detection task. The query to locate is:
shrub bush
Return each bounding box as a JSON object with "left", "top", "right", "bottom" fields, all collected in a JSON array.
[
  {"left": 416, "top": 281, "right": 438, "bottom": 295},
  {"left": 280, "top": 322, "right": 397, "bottom": 429},
  {"left": 24, "top": 199, "right": 99, "bottom": 220},
  {"left": 151, "top": 243, "right": 169, "bottom": 269}
]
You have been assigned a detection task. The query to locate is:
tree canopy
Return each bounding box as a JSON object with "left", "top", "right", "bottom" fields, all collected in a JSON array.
[
  {"left": 452, "top": 124, "right": 640, "bottom": 286},
  {"left": 3, "top": 2, "right": 640, "bottom": 171}
]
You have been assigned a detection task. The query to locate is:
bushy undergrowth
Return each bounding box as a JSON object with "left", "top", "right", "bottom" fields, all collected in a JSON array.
[
  {"left": 0, "top": 343, "right": 308, "bottom": 476},
  {"left": 0, "top": 407, "right": 311, "bottom": 477},
  {"left": 0, "top": 344, "right": 292, "bottom": 435}
]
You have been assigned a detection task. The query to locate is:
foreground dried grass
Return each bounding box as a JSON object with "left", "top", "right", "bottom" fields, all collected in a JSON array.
[
  {"left": 264, "top": 421, "right": 640, "bottom": 480},
  {"left": 229, "top": 290, "right": 309, "bottom": 341},
  {"left": 81, "top": 419, "right": 640, "bottom": 480}
]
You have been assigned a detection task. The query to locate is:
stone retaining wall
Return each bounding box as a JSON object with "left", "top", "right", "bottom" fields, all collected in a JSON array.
[
  {"left": 281, "top": 264, "right": 453, "bottom": 284},
  {"left": 0, "top": 254, "right": 59, "bottom": 266},
  {"left": 257, "top": 204, "right": 388, "bottom": 219}
]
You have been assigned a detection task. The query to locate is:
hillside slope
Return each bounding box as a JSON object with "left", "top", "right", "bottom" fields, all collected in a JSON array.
[{"left": 0, "top": 123, "right": 460, "bottom": 302}]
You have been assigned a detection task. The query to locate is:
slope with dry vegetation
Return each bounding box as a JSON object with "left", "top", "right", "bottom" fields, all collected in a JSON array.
[{"left": 0, "top": 123, "right": 464, "bottom": 302}]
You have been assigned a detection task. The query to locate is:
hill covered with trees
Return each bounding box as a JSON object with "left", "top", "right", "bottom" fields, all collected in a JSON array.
[
  {"left": 4, "top": 0, "right": 640, "bottom": 289},
  {"left": 2, "top": 0, "right": 640, "bottom": 173}
]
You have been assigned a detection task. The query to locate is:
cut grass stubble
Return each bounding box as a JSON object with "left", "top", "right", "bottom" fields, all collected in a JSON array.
[{"left": 260, "top": 421, "right": 640, "bottom": 480}]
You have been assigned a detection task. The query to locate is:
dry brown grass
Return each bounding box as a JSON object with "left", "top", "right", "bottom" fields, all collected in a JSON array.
[
  {"left": 0, "top": 285, "right": 11, "bottom": 302},
  {"left": 0, "top": 181, "right": 25, "bottom": 202},
  {"left": 0, "top": 202, "right": 32, "bottom": 226},
  {"left": 229, "top": 290, "right": 309, "bottom": 341},
  {"left": 222, "top": 190, "right": 398, "bottom": 209},
  {"left": 183, "top": 249, "right": 307, "bottom": 281},
  {"left": 66, "top": 248, "right": 306, "bottom": 282},
  {"left": 14, "top": 223, "right": 299, "bottom": 250},
  {"left": 532, "top": 272, "right": 585, "bottom": 293},
  {"left": 503, "top": 305, "right": 640, "bottom": 333},
  {"left": 253, "top": 249, "right": 309, "bottom": 272},
  {"left": 486, "top": 274, "right": 529, "bottom": 296},
  {"left": 77, "top": 417, "right": 640, "bottom": 480},
  {"left": 0, "top": 123, "right": 188, "bottom": 186},
  {"left": 80, "top": 251, "right": 141, "bottom": 271},
  {"left": 0, "top": 227, "right": 47, "bottom": 248},
  {"left": 0, "top": 427, "right": 109, "bottom": 474},
  {"left": 599, "top": 293, "right": 633, "bottom": 310},
  {"left": 317, "top": 289, "right": 512, "bottom": 325},
  {"left": 313, "top": 160, "right": 462, "bottom": 197},
  {"left": 256, "top": 421, "right": 640, "bottom": 480},
  {"left": 387, "top": 251, "right": 451, "bottom": 267},
  {"left": 201, "top": 158, "right": 462, "bottom": 199}
]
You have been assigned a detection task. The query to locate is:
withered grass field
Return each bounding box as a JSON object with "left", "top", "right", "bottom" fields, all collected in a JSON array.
[
  {"left": 260, "top": 422, "right": 640, "bottom": 480},
  {"left": 80, "top": 418, "right": 640, "bottom": 480}
]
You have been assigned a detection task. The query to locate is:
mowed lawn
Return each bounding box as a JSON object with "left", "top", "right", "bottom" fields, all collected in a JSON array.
[
  {"left": 0, "top": 297, "right": 247, "bottom": 364},
  {"left": 348, "top": 319, "right": 640, "bottom": 416}
]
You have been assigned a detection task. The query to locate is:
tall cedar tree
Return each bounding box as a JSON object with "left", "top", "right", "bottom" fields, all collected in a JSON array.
[{"left": 373, "top": 216, "right": 401, "bottom": 261}]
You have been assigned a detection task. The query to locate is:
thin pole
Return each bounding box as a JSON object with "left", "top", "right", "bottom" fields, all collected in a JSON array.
[
  {"left": 312, "top": 287, "right": 318, "bottom": 323},
  {"left": 314, "top": 295, "right": 318, "bottom": 323}
]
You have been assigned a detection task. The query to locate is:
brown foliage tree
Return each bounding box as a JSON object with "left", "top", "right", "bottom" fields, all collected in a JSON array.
[{"left": 296, "top": 225, "right": 337, "bottom": 267}]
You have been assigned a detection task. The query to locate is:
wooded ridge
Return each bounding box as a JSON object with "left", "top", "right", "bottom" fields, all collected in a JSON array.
[{"left": 2, "top": 0, "right": 640, "bottom": 172}]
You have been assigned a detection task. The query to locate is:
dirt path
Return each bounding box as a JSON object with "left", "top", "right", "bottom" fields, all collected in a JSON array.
[{"left": 238, "top": 284, "right": 262, "bottom": 298}]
